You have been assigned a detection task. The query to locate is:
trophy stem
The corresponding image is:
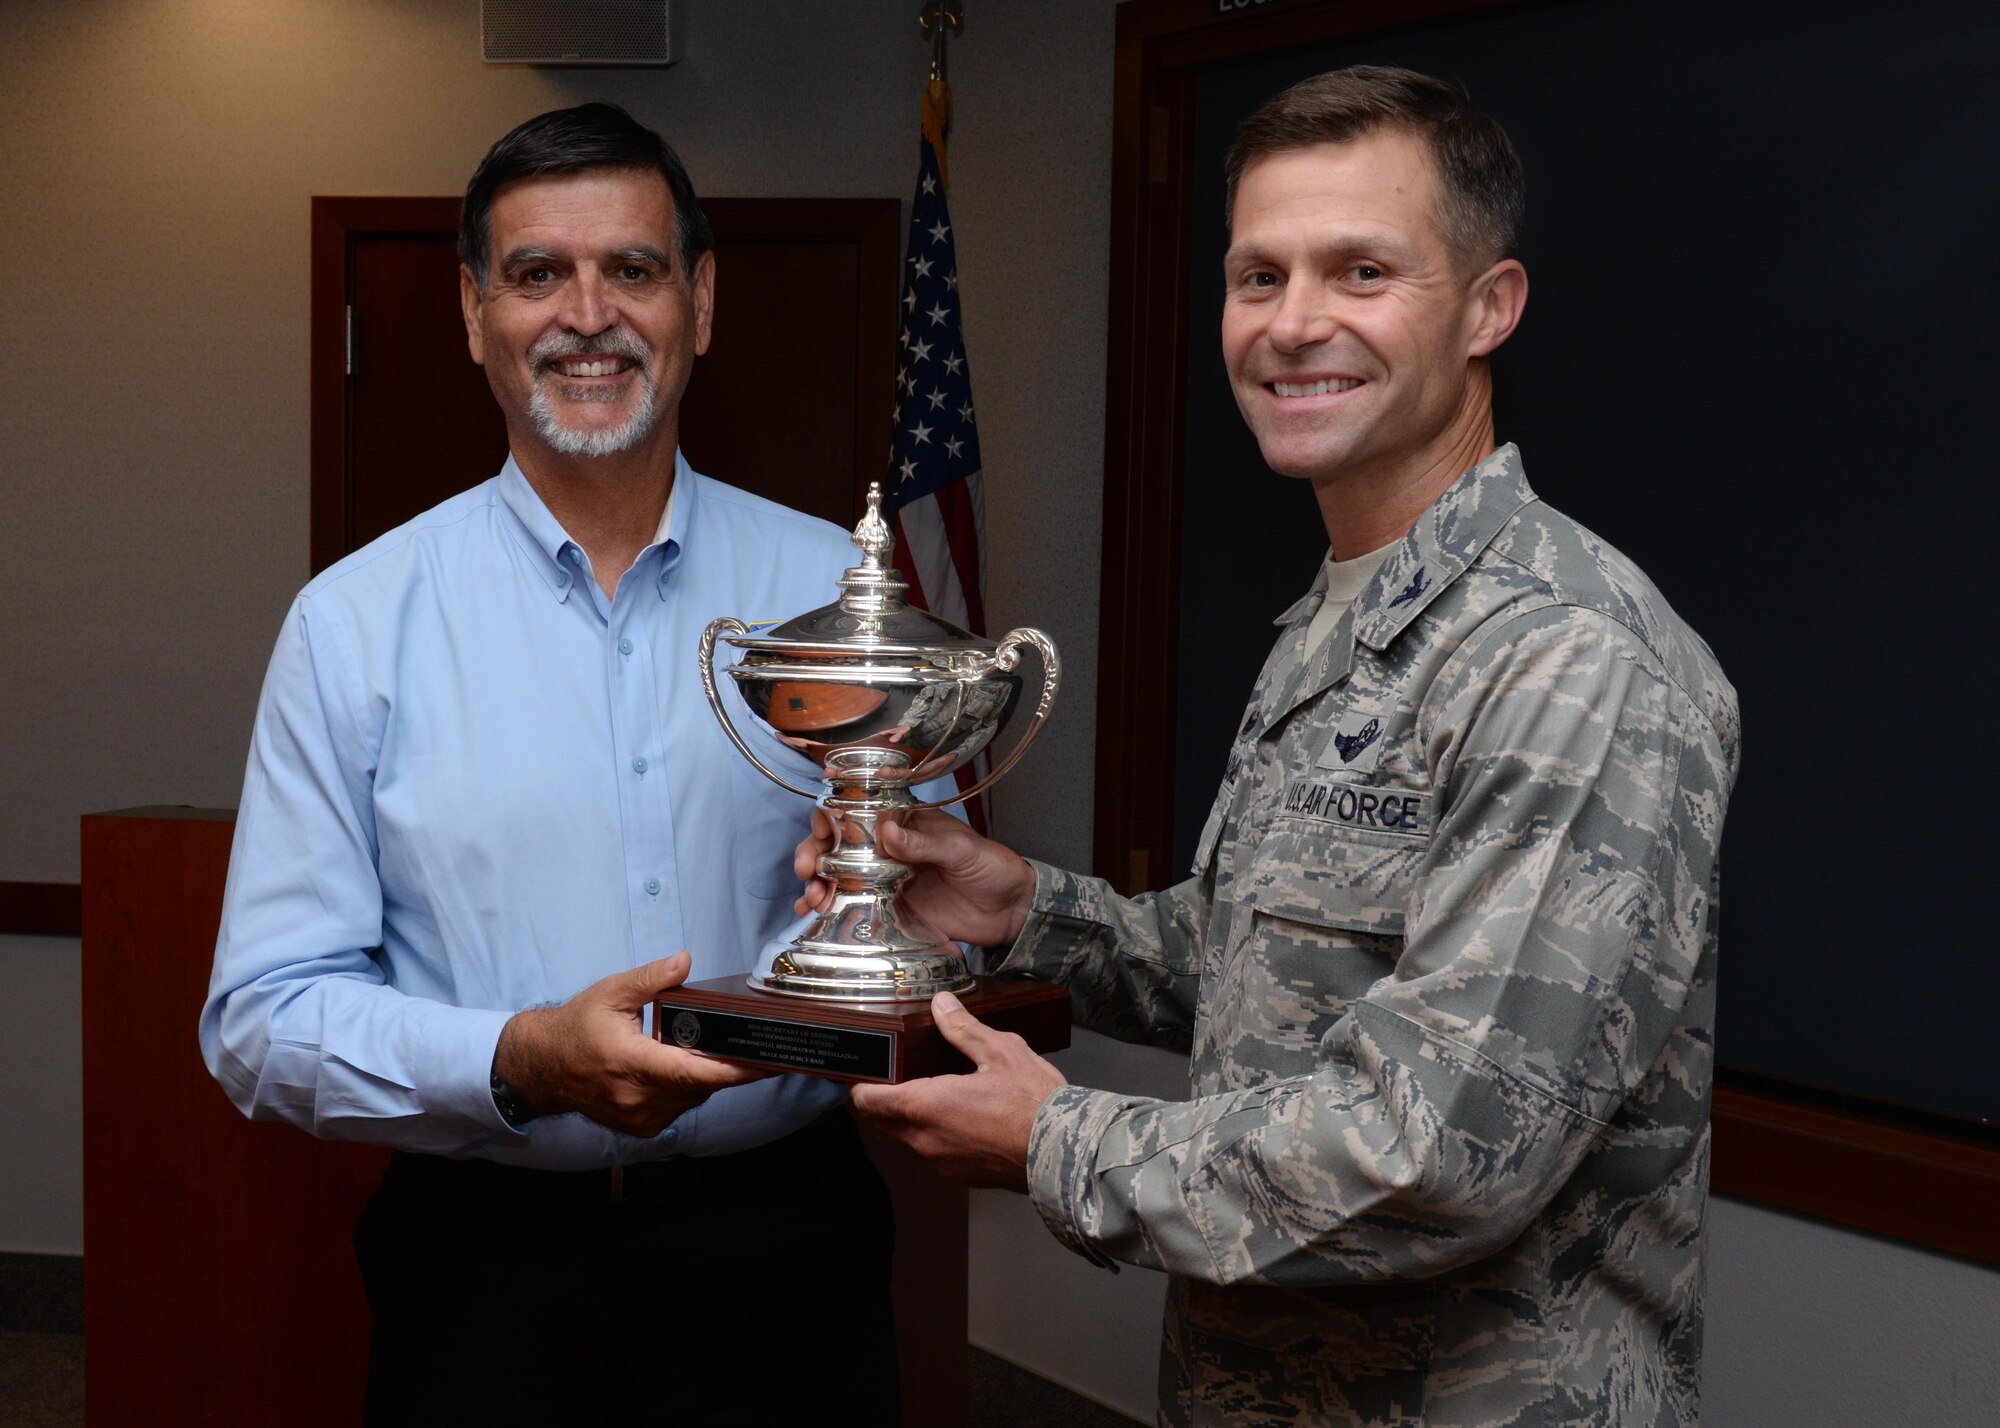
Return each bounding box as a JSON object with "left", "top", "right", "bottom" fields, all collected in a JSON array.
[{"left": 755, "top": 752, "right": 974, "bottom": 1002}]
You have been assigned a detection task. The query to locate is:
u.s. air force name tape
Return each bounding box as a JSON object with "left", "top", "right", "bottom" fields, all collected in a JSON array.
[{"left": 1281, "top": 777, "right": 1430, "bottom": 837}]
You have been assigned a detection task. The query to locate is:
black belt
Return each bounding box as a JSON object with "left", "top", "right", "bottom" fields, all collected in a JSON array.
[{"left": 382, "top": 1104, "right": 860, "bottom": 1205}]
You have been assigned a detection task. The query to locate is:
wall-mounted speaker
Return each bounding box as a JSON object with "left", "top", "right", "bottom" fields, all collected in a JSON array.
[{"left": 481, "top": 0, "right": 681, "bottom": 68}]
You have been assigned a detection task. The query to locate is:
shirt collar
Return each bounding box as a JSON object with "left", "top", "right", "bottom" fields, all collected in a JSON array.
[
  {"left": 1351, "top": 442, "right": 1537, "bottom": 652},
  {"left": 496, "top": 449, "right": 698, "bottom": 603}
]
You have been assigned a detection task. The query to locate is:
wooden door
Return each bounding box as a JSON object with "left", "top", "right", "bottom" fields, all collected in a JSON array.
[{"left": 310, "top": 195, "right": 900, "bottom": 569}]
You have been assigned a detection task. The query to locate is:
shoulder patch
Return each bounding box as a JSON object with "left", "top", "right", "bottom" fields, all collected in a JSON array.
[{"left": 1316, "top": 712, "right": 1386, "bottom": 775}]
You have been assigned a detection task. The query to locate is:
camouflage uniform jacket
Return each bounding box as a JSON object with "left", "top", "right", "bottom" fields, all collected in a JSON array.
[{"left": 1002, "top": 446, "right": 1740, "bottom": 1427}]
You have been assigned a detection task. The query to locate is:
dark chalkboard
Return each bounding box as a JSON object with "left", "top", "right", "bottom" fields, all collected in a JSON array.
[{"left": 1172, "top": 0, "right": 2000, "bottom": 1125}]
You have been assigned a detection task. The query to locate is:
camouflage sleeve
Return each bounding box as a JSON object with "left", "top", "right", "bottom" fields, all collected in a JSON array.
[
  {"left": 1025, "top": 604, "right": 1735, "bottom": 1284},
  {"left": 994, "top": 860, "right": 1208, "bottom": 1052}
]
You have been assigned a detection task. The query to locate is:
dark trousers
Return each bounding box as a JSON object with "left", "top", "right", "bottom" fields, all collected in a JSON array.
[{"left": 353, "top": 1108, "right": 899, "bottom": 1425}]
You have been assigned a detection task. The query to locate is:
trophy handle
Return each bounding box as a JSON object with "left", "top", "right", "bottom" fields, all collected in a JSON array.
[
  {"left": 911, "top": 627, "right": 1061, "bottom": 814},
  {"left": 700, "top": 616, "right": 825, "bottom": 801}
]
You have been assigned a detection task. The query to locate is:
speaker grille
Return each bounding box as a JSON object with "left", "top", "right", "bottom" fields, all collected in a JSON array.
[{"left": 482, "top": 0, "right": 678, "bottom": 67}]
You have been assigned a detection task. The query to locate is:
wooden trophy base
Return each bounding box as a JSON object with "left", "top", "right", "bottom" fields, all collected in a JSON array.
[{"left": 655, "top": 974, "right": 1071, "bottom": 1084}]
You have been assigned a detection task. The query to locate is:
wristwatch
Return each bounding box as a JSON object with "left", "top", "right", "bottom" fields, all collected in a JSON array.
[{"left": 490, "top": 1073, "right": 536, "bottom": 1128}]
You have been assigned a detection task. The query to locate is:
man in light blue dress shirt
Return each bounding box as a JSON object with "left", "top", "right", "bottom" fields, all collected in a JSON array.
[{"left": 201, "top": 104, "right": 911, "bottom": 1423}]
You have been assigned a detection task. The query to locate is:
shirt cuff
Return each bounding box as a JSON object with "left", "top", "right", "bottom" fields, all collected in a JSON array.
[
  {"left": 415, "top": 1005, "right": 523, "bottom": 1139},
  {"left": 1026, "top": 1083, "right": 1144, "bottom": 1271},
  {"left": 995, "top": 859, "right": 1099, "bottom": 980}
]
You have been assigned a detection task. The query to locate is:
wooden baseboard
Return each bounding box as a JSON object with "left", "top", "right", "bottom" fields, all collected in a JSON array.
[
  {"left": 0, "top": 1252, "right": 84, "bottom": 1335},
  {"left": 0, "top": 881, "right": 81, "bottom": 938},
  {"left": 1712, "top": 1069, "right": 2000, "bottom": 1265}
]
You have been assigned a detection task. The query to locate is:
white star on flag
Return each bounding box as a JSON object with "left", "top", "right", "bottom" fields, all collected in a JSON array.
[
  {"left": 926, "top": 301, "right": 951, "bottom": 326},
  {"left": 927, "top": 219, "right": 950, "bottom": 243}
]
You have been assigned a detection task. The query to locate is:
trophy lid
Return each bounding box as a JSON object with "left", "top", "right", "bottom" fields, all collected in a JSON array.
[{"left": 729, "top": 485, "right": 992, "bottom": 660}]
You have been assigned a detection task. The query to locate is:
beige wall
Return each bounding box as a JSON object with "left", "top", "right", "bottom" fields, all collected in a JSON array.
[{"left": 0, "top": 0, "right": 1108, "bottom": 882}]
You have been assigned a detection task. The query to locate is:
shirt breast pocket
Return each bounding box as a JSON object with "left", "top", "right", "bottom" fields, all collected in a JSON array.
[
  {"left": 1238, "top": 814, "right": 1422, "bottom": 937},
  {"left": 1209, "top": 817, "right": 1424, "bottom": 1073}
]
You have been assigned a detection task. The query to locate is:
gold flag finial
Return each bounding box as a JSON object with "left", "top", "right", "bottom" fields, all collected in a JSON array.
[{"left": 918, "top": 2, "right": 963, "bottom": 187}]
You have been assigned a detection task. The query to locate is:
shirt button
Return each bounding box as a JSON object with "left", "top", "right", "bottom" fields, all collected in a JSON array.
[
  {"left": 661, "top": 1127, "right": 680, "bottom": 1145},
  {"left": 632, "top": 756, "right": 648, "bottom": 774},
  {"left": 618, "top": 637, "right": 633, "bottom": 655},
  {"left": 564, "top": 546, "right": 581, "bottom": 564},
  {"left": 644, "top": 877, "right": 661, "bottom": 896}
]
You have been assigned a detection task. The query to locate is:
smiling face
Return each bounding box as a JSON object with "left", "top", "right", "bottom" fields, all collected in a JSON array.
[
  {"left": 1221, "top": 129, "right": 1517, "bottom": 493},
  {"left": 460, "top": 167, "right": 713, "bottom": 466}
]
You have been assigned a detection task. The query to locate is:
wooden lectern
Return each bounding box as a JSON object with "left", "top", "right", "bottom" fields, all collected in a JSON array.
[{"left": 81, "top": 806, "right": 966, "bottom": 1426}]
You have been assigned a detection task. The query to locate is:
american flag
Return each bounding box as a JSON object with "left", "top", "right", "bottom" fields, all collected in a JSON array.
[{"left": 886, "top": 92, "right": 990, "bottom": 825}]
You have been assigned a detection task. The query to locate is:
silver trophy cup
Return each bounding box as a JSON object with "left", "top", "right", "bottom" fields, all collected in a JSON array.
[{"left": 699, "top": 485, "right": 1058, "bottom": 1001}]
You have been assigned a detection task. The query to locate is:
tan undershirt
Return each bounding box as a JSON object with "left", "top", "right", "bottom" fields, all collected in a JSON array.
[{"left": 1304, "top": 542, "right": 1395, "bottom": 659}]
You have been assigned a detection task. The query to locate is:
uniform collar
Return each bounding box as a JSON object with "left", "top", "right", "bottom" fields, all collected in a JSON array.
[
  {"left": 497, "top": 449, "right": 698, "bottom": 603},
  {"left": 1351, "top": 443, "right": 1536, "bottom": 652},
  {"left": 1251, "top": 446, "right": 1534, "bottom": 735}
]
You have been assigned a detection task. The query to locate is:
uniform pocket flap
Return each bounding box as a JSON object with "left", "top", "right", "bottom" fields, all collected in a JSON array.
[{"left": 1235, "top": 815, "right": 1421, "bottom": 936}]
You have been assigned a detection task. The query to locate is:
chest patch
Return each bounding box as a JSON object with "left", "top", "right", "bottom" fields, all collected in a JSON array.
[
  {"left": 1281, "top": 777, "right": 1430, "bottom": 838},
  {"left": 1316, "top": 712, "right": 1386, "bottom": 775}
]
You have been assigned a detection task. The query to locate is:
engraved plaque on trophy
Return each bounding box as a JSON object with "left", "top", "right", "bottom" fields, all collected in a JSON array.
[{"left": 655, "top": 485, "right": 1069, "bottom": 1083}]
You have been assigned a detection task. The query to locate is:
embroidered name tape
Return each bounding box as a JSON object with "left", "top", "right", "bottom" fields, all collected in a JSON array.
[{"left": 1281, "top": 777, "right": 1430, "bottom": 837}]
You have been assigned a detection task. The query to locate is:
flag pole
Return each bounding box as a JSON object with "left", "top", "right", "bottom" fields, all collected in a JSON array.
[
  {"left": 919, "top": 2, "right": 962, "bottom": 186},
  {"left": 920, "top": 0, "right": 962, "bottom": 82},
  {"left": 897, "top": 0, "right": 991, "bottom": 830}
]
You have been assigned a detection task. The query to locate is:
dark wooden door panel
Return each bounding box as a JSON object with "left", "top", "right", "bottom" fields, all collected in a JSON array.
[
  {"left": 349, "top": 231, "right": 509, "bottom": 546},
  {"left": 680, "top": 237, "right": 862, "bottom": 519},
  {"left": 314, "top": 196, "right": 899, "bottom": 567}
]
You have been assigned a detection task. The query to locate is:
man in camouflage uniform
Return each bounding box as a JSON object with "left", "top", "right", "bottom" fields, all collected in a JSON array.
[{"left": 808, "top": 66, "right": 1739, "bottom": 1426}]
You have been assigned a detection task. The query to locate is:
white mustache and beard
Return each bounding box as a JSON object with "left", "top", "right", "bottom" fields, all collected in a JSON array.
[{"left": 527, "top": 327, "right": 659, "bottom": 457}]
